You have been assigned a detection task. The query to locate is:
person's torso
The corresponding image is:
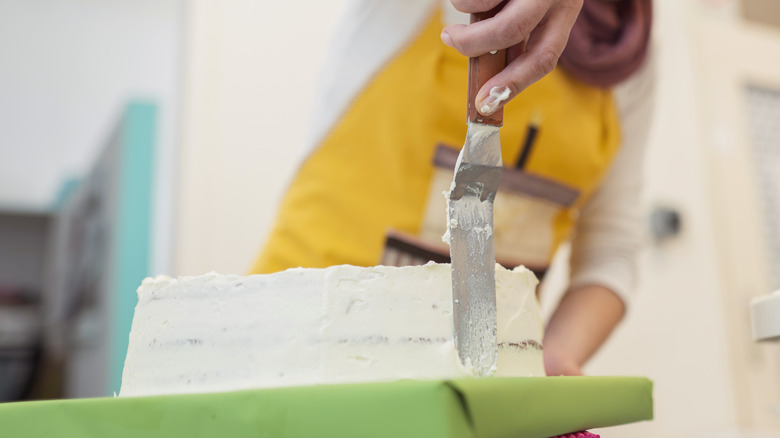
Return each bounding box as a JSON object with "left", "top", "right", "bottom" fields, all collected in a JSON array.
[{"left": 251, "top": 6, "right": 621, "bottom": 276}]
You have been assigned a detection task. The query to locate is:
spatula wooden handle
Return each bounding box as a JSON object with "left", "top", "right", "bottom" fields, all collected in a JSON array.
[{"left": 467, "top": 3, "right": 508, "bottom": 127}]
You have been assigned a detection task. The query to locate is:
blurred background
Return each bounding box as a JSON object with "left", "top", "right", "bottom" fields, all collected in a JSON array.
[{"left": 1, "top": 0, "right": 779, "bottom": 437}]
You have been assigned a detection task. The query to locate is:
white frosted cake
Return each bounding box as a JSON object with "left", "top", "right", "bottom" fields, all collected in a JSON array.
[{"left": 120, "top": 263, "right": 544, "bottom": 397}]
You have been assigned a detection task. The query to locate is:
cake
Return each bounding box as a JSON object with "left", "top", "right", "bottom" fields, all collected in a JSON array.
[{"left": 119, "top": 262, "right": 544, "bottom": 397}]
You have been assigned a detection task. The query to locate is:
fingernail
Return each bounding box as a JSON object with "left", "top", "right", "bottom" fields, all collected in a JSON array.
[
  {"left": 440, "top": 29, "right": 453, "bottom": 47},
  {"left": 478, "top": 86, "right": 510, "bottom": 115}
]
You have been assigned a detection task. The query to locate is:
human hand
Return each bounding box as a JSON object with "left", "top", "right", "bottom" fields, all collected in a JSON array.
[
  {"left": 542, "top": 285, "right": 625, "bottom": 376},
  {"left": 441, "top": 0, "right": 584, "bottom": 115},
  {"left": 543, "top": 346, "right": 583, "bottom": 376}
]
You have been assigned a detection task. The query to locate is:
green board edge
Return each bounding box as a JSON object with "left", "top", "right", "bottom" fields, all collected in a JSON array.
[{"left": 0, "top": 377, "right": 652, "bottom": 438}]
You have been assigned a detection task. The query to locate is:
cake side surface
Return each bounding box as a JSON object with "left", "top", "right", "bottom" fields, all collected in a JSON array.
[
  {"left": 495, "top": 265, "right": 544, "bottom": 377},
  {"left": 119, "top": 263, "right": 542, "bottom": 397},
  {"left": 121, "top": 270, "right": 326, "bottom": 396}
]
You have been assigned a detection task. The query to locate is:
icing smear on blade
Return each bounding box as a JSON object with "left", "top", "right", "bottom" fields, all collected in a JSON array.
[
  {"left": 457, "top": 352, "right": 498, "bottom": 376},
  {"left": 448, "top": 195, "right": 493, "bottom": 234},
  {"left": 442, "top": 177, "right": 457, "bottom": 244},
  {"left": 442, "top": 180, "right": 494, "bottom": 245}
]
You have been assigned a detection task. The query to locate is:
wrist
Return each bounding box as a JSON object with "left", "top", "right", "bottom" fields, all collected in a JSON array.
[{"left": 543, "top": 284, "right": 625, "bottom": 367}]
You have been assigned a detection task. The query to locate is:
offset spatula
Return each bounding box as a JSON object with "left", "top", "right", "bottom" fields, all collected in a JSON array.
[{"left": 448, "top": 7, "right": 506, "bottom": 376}]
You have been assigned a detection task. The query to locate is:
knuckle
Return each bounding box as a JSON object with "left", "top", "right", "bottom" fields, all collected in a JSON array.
[
  {"left": 535, "top": 48, "right": 560, "bottom": 76},
  {"left": 497, "top": 18, "right": 529, "bottom": 46}
]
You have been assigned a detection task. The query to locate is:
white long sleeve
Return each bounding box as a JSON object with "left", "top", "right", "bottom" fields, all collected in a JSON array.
[{"left": 568, "top": 54, "right": 656, "bottom": 306}]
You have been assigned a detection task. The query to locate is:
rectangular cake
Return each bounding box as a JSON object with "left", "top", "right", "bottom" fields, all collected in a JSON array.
[{"left": 119, "top": 263, "right": 544, "bottom": 397}]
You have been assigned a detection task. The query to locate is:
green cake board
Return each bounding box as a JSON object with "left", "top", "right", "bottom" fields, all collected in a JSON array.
[{"left": 0, "top": 376, "right": 652, "bottom": 438}]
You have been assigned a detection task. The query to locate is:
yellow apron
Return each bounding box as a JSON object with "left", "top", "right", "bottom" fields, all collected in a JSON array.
[{"left": 250, "top": 10, "right": 621, "bottom": 275}]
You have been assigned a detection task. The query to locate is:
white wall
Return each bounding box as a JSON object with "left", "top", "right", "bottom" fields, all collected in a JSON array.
[
  {"left": 0, "top": 0, "right": 184, "bottom": 275},
  {"left": 175, "top": 0, "right": 348, "bottom": 275}
]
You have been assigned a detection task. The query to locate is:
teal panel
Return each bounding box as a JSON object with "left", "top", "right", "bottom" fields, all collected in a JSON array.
[
  {"left": 110, "top": 102, "right": 157, "bottom": 394},
  {"left": 51, "top": 177, "right": 82, "bottom": 210}
]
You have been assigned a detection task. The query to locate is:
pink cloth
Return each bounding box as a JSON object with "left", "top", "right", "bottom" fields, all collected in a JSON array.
[
  {"left": 549, "top": 431, "right": 600, "bottom": 438},
  {"left": 559, "top": 0, "right": 652, "bottom": 88}
]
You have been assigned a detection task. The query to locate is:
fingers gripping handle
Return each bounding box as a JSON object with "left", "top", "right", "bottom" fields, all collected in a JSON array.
[{"left": 468, "top": 3, "right": 508, "bottom": 126}]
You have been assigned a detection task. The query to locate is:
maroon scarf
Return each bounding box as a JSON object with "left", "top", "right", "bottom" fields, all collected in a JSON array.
[{"left": 559, "top": 0, "right": 652, "bottom": 88}]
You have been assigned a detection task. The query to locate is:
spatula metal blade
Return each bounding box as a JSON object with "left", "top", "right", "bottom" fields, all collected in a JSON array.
[{"left": 447, "top": 122, "right": 502, "bottom": 376}]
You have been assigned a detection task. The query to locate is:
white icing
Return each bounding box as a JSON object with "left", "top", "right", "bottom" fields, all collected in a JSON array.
[
  {"left": 119, "top": 263, "right": 543, "bottom": 397},
  {"left": 448, "top": 194, "right": 494, "bottom": 236},
  {"left": 480, "top": 86, "right": 511, "bottom": 115},
  {"left": 442, "top": 187, "right": 454, "bottom": 244},
  {"left": 442, "top": 173, "right": 495, "bottom": 245}
]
